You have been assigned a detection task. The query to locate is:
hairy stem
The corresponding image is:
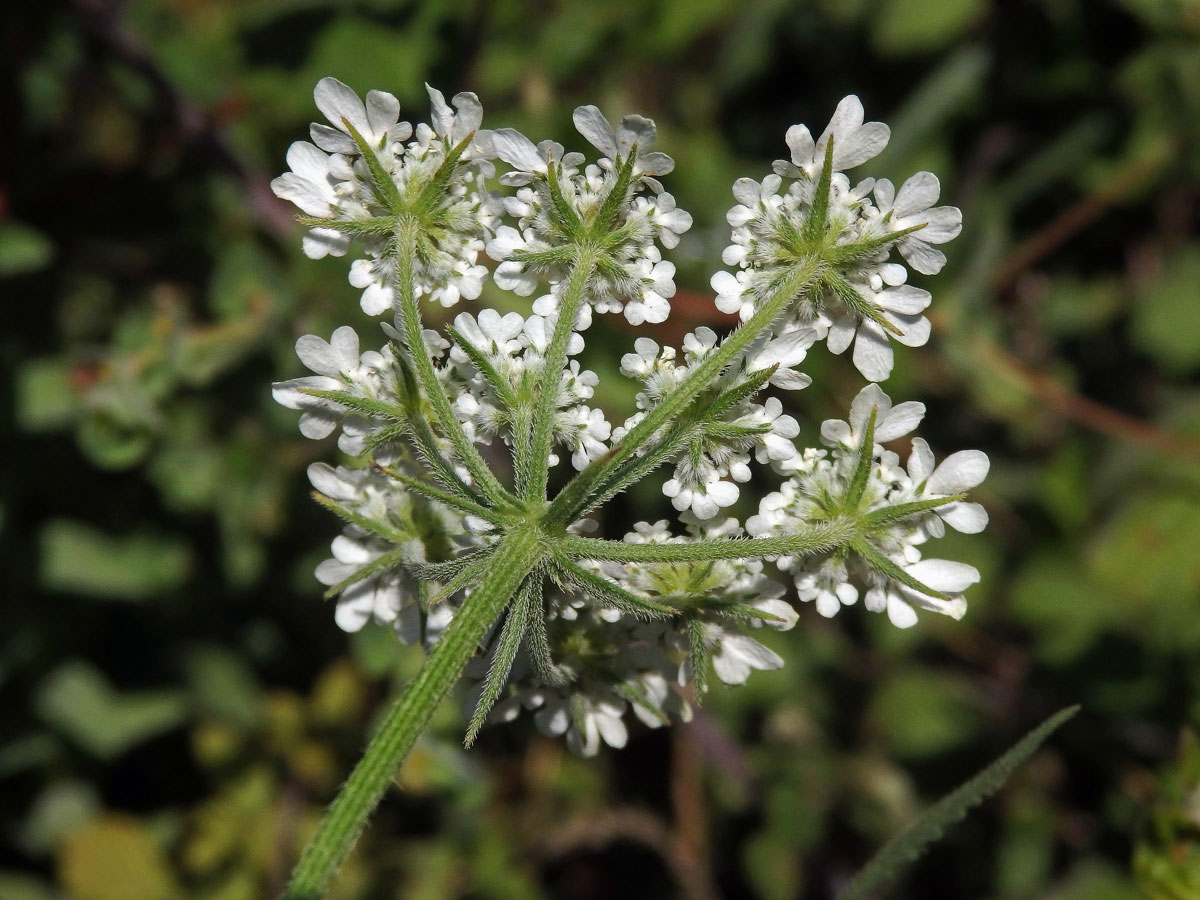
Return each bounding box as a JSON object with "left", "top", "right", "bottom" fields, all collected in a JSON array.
[
  {"left": 524, "top": 248, "right": 598, "bottom": 501},
  {"left": 557, "top": 517, "right": 856, "bottom": 562},
  {"left": 282, "top": 527, "right": 542, "bottom": 900},
  {"left": 546, "top": 256, "right": 823, "bottom": 526},
  {"left": 393, "top": 215, "right": 512, "bottom": 507}
]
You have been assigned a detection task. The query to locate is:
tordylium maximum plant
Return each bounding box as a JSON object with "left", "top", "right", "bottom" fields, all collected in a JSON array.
[{"left": 271, "top": 79, "right": 990, "bottom": 897}]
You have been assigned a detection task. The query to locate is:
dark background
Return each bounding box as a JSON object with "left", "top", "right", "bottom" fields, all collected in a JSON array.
[{"left": 3, "top": 1, "right": 1200, "bottom": 898}]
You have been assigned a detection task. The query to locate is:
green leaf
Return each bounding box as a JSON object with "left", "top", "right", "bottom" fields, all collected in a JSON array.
[
  {"left": 184, "top": 646, "right": 265, "bottom": 729},
  {"left": 0, "top": 871, "right": 61, "bottom": 900},
  {"left": 20, "top": 781, "right": 101, "bottom": 855},
  {"left": 306, "top": 17, "right": 431, "bottom": 108},
  {"left": 75, "top": 409, "right": 157, "bottom": 470},
  {"left": 872, "top": 0, "right": 985, "bottom": 56},
  {"left": 1130, "top": 247, "right": 1200, "bottom": 373},
  {"left": 39, "top": 520, "right": 192, "bottom": 601},
  {"left": 0, "top": 735, "right": 59, "bottom": 779},
  {"left": 836, "top": 705, "right": 1080, "bottom": 900},
  {"left": 0, "top": 221, "right": 54, "bottom": 275},
  {"left": 15, "top": 358, "right": 79, "bottom": 431},
  {"left": 1010, "top": 553, "right": 1123, "bottom": 665},
  {"left": 868, "top": 668, "right": 980, "bottom": 758},
  {"left": 36, "top": 662, "right": 189, "bottom": 759},
  {"left": 1088, "top": 492, "right": 1200, "bottom": 651},
  {"left": 1040, "top": 276, "right": 1123, "bottom": 337}
]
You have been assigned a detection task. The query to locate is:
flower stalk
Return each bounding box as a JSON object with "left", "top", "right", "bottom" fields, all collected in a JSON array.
[
  {"left": 283, "top": 527, "right": 542, "bottom": 900},
  {"left": 391, "top": 215, "right": 512, "bottom": 507}
]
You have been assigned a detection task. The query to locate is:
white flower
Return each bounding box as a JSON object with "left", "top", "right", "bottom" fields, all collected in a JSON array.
[
  {"left": 748, "top": 397, "right": 801, "bottom": 464},
  {"left": 572, "top": 105, "right": 676, "bottom": 187},
  {"left": 487, "top": 225, "right": 544, "bottom": 297},
  {"left": 487, "top": 108, "right": 691, "bottom": 325},
  {"left": 794, "top": 557, "right": 861, "bottom": 619},
  {"left": 348, "top": 257, "right": 396, "bottom": 315},
  {"left": 425, "top": 84, "right": 494, "bottom": 162},
  {"left": 445, "top": 309, "right": 605, "bottom": 471},
  {"left": 564, "top": 406, "right": 613, "bottom": 471},
  {"left": 774, "top": 95, "right": 891, "bottom": 179},
  {"left": 271, "top": 81, "right": 985, "bottom": 760},
  {"left": 708, "top": 95, "right": 959, "bottom": 378},
  {"left": 747, "top": 384, "right": 988, "bottom": 630},
  {"left": 306, "top": 463, "right": 470, "bottom": 644},
  {"left": 272, "top": 326, "right": 381, "bottom": 443},
  {"left": 627, "top": 671, "right": 693, "bottom": 728},
  {"left": 824, "top": 284, "right": 933, "bottom": 382},
  {"left": 865, "top": 558, "right": 978, "bottom": 629},
  {"left": 317, "top": 534, "right": 416, "bottom": 639},
  {"left": 523, "top": 313, "right": 586, "bottom": 359},
  {"left": 528, "top": 688, "right": 629, "bottom": 757},
  {"left": 620, "top": 338, "right": 664, "bottom": 379},
  {"left": 707, "top": 627, "right": 785, "bottom": 685},
  {"left": 272, "top": 78, "right": 499, "bottom": 314},
  {"left": 635, "top": 191, "right": 692, "bottom": 248},
  {"left": 450, "top": 308, "right": 526, "bottom": 361},
  {"left": 492, "top": 129, "right": 585, "bottom": 188},
  {"left": 742, "top": 329, "right": 816, "bottom": 390},
  {"left": 905, "top": 440, "right": 990, "bottom": 537},
  {"left": 623, "top": 257, "right": 676, "bottom": 325},
  {"left": 819, "top": 383, "right": 925, "bottom": 453},
  {"left": 873, "top": 172, "right": 963, "bottom": 276},
  {"left": 681, "top": 327, "right": 720, "bottom": 363},
  {"left": 712, "top": 268, "right": 755, "bottom": 320},
  {"left": 271, "top": 141, "right": 352, "bottom": 260},
  {"left": 663, "top": 476, "right": 740, "bottom": 520},
  {"left": 722, "top": 175, "right": 784, "bottom": 268},
  {"left": 310, "top": 77, "right": 410, "bottom": 155}
]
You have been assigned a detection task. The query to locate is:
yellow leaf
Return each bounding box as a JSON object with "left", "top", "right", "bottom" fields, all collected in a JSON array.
[{"left": 59, "top": 815, "right": 179, "bottom": 900}]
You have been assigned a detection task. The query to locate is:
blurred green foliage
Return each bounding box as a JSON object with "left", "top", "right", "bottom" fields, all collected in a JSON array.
[{"left": 4, "top": 0, "right": 1200, "bottom": 897}]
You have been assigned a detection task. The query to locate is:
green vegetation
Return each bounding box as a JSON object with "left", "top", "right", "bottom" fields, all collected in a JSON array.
[{"left": 4, "top": 1, "right": 1200, "bottom": 897}]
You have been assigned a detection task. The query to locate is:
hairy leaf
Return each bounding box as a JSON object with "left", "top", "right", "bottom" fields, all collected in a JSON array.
[{"left": 836, "top": 705, "right": 1080, "bottom": 900}]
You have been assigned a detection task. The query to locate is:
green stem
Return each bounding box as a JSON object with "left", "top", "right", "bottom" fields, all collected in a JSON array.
[
  {"left": 282, "top": 527, "right": 542, "bottom": 900},
  {"left": 546, "top": 256, "right": 823, "bottom": 527},
  {"left": 555, "top": 363, "right": 779, "bottom": 525},
  {"left": 375, "top": 466, "right": 505, "bottom": 524},
  {"left": 524, "top": 248, "right": 598, "bottom": 501},
  {"left": 392, "top": 215, "right": 513, "bottom": 508},
  {"left": 557, "top": 517, "right": 856, "bottom": 562}
]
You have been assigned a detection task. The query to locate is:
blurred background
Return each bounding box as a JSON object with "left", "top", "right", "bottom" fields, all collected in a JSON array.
[{"left": 4, "top": 1, "right": 1200, "bottom": 898}]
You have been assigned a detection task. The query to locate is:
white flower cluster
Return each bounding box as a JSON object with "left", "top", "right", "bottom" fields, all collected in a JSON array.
[
  {"left": 711, "top": 95, "right": 962, "bottom": 382},
  {"left": 272, "top": 79, "right": 499, "bottom": 314},
  {"left": 485, "top": 106, "right": 693, "bottom": 325},
  {"left": 272, "top": 82, "right": 991, "bottom": 757},
  {"left": 615, "top": 328, "right": 813, "bottom": 518},
  {"left": 747, "top": 384, "right": 989, "bottom": 628},
  {"left": 447, "top": 308, "right": 612, "bottom": 470},
  {"left": 468, "top": 517, "right": 796, "bottom": 756},
  {"left": 271, "top": 325, "right": 406, "bottom": 458},
  {"left": 306, "top": 462, "right": 471, "bottom": 643},
  {"left": 273, "top": 312, "right": 613, "bottom": 478}
]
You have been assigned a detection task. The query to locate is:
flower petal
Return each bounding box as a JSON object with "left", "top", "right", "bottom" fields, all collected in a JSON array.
[
  {"left": 852, "top": 320, "right": 894, "bottom": 382},
  {"left": 572, "top": 105, "right": 618, "bottom": 158},
  {"left": 940, "top": 501, "right": 989, "bottom": 534},
  {"left": 314, "top": 77, "right": 368, "bottom": 137},
  {"left": 928, "top": 450, "right": 990, "bottom": 494},
  {"left": 906, "top": 558, "right": 980, "bottom": 593}
]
